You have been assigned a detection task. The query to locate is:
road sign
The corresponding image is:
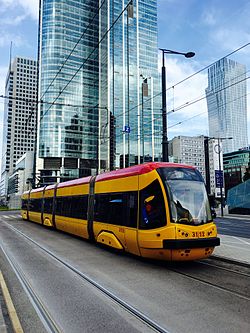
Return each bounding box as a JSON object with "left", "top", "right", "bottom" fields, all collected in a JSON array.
[
  {"left": 124, "top": 126, "right": 130, "bottom": 133},
  {"left": 215, "top": 170, "right": 223, "bottom": 187}
]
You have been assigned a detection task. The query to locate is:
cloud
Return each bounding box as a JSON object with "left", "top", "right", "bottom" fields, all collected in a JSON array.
[
  {"left": 158, "top": 57, "right": 209, "bottom": 138},
  {"left": 0, "top": 0, "right": 38, "bottom": 20},
  {"left": 213, "top": 29, "right": 250, "bottom": 54},
  {"left": 0, "top": 33, "right": 29, "bottom": 48},
  {"left": 201, "top": 10, "right": 217, "bottom": 26},
  {"left": 1, "top": 14, "right": 27, "bottom": 26}
]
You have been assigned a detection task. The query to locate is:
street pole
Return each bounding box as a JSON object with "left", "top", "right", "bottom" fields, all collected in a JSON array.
[
  {"left": 204, "top": 137, "right": 211, "bottom": 194},
  {"left": 217, "top": 138, "right": 224, "bottom": 217},
  {"left": 160, "top": 49, "right": 195, "bottom": 163},
  {"left": 161, "top": 51, "right": 168, "bottom": 162}
]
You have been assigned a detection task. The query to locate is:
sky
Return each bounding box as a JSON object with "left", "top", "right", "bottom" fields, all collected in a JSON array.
[{"left": 0, "top": 0, "right": 249, "bottom": 164}]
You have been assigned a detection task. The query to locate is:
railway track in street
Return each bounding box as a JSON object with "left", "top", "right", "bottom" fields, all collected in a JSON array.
[
  {"left": 1, "top": 217, "right": 250, "bottom": 333},
  {"left": 2, "top": 222, "right": 170, "bottom": 333}
]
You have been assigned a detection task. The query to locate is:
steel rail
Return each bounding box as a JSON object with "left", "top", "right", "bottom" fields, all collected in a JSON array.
[
  {"left": 4, "top": 222, "right": 170, "bottom": 333},
  {"left": 196, "top": 259, "right": 250, "bottom": 277},
  {"left": 0, "top": 245, "right": 62, "bottom": 333}
]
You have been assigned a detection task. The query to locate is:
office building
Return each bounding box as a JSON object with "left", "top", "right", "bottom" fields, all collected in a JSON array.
[
  {"left": 0, "top": 57, "right": 37, "bottom": 202},
  {"left": 169, "top": 135, "right": 225, "bottom": 198},
  {"left": 206, "top": 58, "right": 248, "bottom": 153},
  {"left": 223, "top": 147, "right": 250, "bottom": 194},
  {"left": 169, "top": 136, "right": 206, "bottom": 179},
  {"left": 38, "top": 0, "right": 161, "bottom": 185}
]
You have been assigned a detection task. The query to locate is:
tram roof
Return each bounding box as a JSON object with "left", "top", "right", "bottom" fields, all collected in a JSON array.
[
  {"left": 27, "top": 162, "right": 195, "bottom": 192},
  {"left": 95, "top": 162, "right": 195, "bottom": 182}
]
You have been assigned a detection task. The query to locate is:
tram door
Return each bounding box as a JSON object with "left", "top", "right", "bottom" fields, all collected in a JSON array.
[{"left": 124, "top": 192, "right": 140, "bottom": 256}]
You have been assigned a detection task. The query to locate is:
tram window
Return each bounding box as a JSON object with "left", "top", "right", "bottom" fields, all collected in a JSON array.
[
  {"left": 21, "top": 199, "right": 28, "bottom": 210},
  {"left": 94, "top": 192, "right": 137, "bottom": 227},
  {"left": 30, "top": 198, "right": 42, "bottom": 212},
  {"left": 94, "top": 194, "right": 109, "bottom": 223},
  {"left": 139, "top": 180, "right": 166, "bottom": 229},
  {"left": 108, "top": 194, "right": 125, "bottom": 226},
  {"left": 44, "top": 198, "right": 53, "bottom": 214},
  {"left": 126, "top": 193, "right": 138, "bottom": 228},
  {"left": 70, "top": 195, "right": 88, "bottom": 219}
]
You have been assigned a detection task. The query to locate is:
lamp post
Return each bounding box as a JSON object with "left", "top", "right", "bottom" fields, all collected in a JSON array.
[
  {"left": 204, "top": 136, "right": 233, "bottom": 217},
  {"left": 140, "top": 75, "right": 149, "bottom": 163},
  {"left": 160, "top": 49, "right": 195, "bottom": 162}
]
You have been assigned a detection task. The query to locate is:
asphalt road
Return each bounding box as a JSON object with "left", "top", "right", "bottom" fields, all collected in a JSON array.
[
  {"left": 0, "top": 211, "right": 249, "bottom": 333},
  {"left": 215, "top": 217, "right": 250, "bottom": 238}
]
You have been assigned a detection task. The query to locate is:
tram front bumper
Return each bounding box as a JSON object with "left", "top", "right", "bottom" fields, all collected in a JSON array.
[{"left": 163, "top": 237, "right": 220, "bottom": 249}]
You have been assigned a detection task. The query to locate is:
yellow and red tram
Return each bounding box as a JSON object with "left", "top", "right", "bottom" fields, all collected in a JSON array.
[{"left": 21, "top": 162, "right": 220, "bottom": 261}]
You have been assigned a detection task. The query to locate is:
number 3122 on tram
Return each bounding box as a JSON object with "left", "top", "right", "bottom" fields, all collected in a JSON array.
[{"left": 21, "top": 162, "right": 220, "bottom": 261}]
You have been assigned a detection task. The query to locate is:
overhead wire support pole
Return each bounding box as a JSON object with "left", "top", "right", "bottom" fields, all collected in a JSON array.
[{"left": 161, "top": 50, "right": 168, "bottom": 162}]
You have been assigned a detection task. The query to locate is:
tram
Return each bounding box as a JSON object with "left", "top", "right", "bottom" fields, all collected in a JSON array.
[{"left": 21, "top": 162, "right": 220, "bottom": 261}]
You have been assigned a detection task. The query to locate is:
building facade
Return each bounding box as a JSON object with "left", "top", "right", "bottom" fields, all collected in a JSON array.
[
  {"left": 223, "top": 148, "right": 250, "bottom": 195},
  {"left": 206, "top": 58, "right": 248, "bottom": 153},
  {"left": 169, "top": 136, "right": 206, "bottom": 179},
  {"left": 38, "top": 0, "right": 161, "bottom": 185},
  {"left": 169, "top": 135, "right": 225, "bottom": 198},
  {"left": 0, "top": 57, "right": 37, "bottom": 203}
]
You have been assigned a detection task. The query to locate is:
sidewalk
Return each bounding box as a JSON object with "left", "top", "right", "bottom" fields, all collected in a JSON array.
[
  {"left": 212, "top": 208, "right": 250, "bottom": 266},
  {"left": 213, "top": 233, "right": 250, "bottom": 266}
]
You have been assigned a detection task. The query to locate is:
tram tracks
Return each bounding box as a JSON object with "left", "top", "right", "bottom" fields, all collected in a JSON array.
[
  {"left": 2, "top": 221, "right": 250, "bottom": 333},
  {"left": 2, "top": 222, "right": 170, "bottom": 333}
]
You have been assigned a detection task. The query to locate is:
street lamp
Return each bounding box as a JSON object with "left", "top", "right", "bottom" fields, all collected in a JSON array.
[
  {"left": 160, "top": 49, "right": 195, "bottom": 162},
  {"left": 204, "top": 136, "right": 233, "bottom": 217}
]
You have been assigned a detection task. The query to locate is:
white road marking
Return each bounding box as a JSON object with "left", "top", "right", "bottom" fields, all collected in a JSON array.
[{"left": 232, "top": 236, "right": 250, "bottom": 245}]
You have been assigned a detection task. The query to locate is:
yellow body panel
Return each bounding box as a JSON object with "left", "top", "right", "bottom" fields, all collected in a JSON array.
[
  {"left": 21, "top": 192, "right": 29, "bottom": 200},
  {"left": 30, "top": 191, "right": 43, "bottom": 199},
  {"left": 44, "top": 189, "right": 54, "bottom": 198},
  {"left": 29, "top": 211, "right": 42, "bottom": 224},
  {"left": 55, "top": 215, "right": 88, "bottom": 238},
  {"left": 176, "top": 222, "right": 217, "bottom": 240},
  {"left": 43, "top": 213, "right": 53, "bottom": 227},
  {"left": 21, "top": 210, "right": 28, "bottom": 220},
  {"left": 95, "top": 175, "right": 138, "bottom": 193},
  {"left": 171, "top": 247, "right": 215, "bottom": 261},
  {"left": 138, "top": 226, "right": 176, "bottom": 249},
  {"left": 57, "top": 184, "right": 89, "bottom": 196},
  {"left": 96, "top": 231, "right": 123, "bottom": 250}
]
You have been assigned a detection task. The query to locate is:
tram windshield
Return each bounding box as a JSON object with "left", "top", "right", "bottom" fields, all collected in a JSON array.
[{"left": 158, "top": 167, "right": 212, "bottom": 225}]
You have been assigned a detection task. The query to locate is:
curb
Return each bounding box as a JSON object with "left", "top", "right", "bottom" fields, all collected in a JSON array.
[
  {"left": 0, "top": 271, "right": 24, "bottom": 333},
  {"left": 210, "top": 255, "right": 250, "bottom": 268}
]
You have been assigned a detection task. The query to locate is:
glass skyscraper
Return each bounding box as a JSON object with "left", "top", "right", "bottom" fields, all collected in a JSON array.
[
  {"left": 38, "top": 0, "right": 161, "bottom": 184},
  {"left": 206, "top": 58, "right": 248, "bottom": 153}
]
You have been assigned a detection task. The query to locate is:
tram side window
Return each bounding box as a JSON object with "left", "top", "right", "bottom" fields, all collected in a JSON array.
[
  {"left": 55, "top": 196, "right": 88, "bottom": 219},
  {"left": 55, "top": 196, "right": 71, "bottom": 217},
  {"left": 44, "top": 198, "right": 53, "bottom": 214},
  {"left": 94, "top": 194, "right": 110, "bottom": 223},
  {"left": 94, "top": 192, "right": 137, "bottom": 227},
  {"left": 21, "top": 199, "right": 28, "bottom": 210},
  {"left": 70, "top": 196, "right": 88, "bottom": 220},
  {"left": 29, "top": 198, "right": 42, "bottom": 212},
  {"left": 126, "top": 193, "right": 138, "bottom": 228},
  {"left": 140, "top": 180, "right": 166, "bottom": 229},
  {"left": 108, "top": 193, "right": 125, "bottom": 226}
]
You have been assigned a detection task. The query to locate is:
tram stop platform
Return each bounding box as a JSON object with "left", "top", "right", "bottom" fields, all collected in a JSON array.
[{"left": 213, "top": 211, "right": 250, "bottom": 266}]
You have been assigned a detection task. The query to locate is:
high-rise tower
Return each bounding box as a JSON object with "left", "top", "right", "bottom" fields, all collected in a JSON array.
[
  {"left": 38, "top": 0, "right": 161, "bottom": 185},
  {"left": 0, "top": 57, "right": 37, "bottom": 201},
  {"left": 206, "top": 58, "right": 248, "bottom": 153}
]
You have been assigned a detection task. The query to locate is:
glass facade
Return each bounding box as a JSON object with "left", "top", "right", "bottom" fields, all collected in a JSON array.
[
  {"left": 206, "top": 58, "right": 248, "bottom": 153},
  {"left": 38, "top": 0, "right": 161, "bottom": 182},
  {"left": 227, "top": 180, "right": 250, "bottom": 215},
  {"left": 99, "top": 0, "right": 162, "bottom": 169}
]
